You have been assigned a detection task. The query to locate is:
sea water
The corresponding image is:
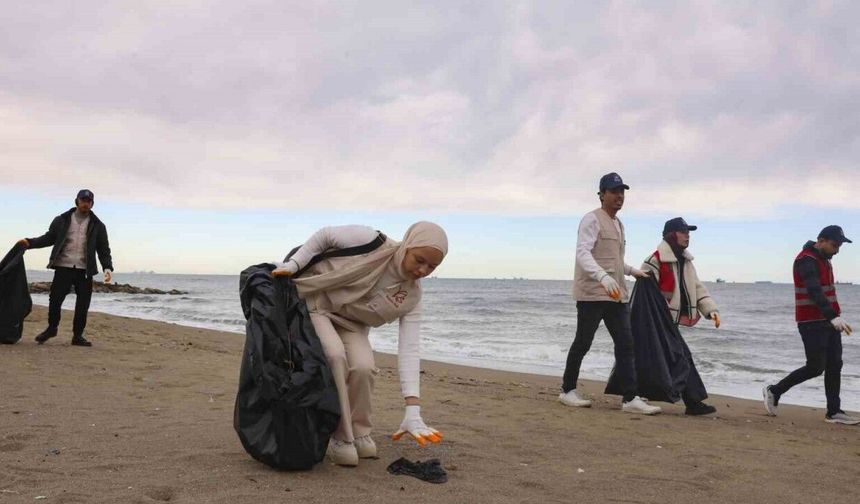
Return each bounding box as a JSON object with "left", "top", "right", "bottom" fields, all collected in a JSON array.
[{"left": 26, "top": 271, "right": 860, "bottom": 411}]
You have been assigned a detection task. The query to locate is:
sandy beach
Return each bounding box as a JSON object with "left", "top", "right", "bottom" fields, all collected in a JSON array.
[{"left": 1, "top": 306, "right": 858, "bottom": 503}]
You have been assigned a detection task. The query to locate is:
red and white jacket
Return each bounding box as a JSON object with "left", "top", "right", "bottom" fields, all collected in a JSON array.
[{"left": 642, "top": 240, "right": 719, "bottom": 327}]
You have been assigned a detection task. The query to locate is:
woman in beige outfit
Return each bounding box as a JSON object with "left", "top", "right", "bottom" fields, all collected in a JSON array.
[{"left": 272, "top": 222, "right": 448, "bottom": 466}]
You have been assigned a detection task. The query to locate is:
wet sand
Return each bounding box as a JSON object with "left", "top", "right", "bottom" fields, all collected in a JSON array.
[{"left": 1, "top": 306, "right": 858, "bottom": 503}]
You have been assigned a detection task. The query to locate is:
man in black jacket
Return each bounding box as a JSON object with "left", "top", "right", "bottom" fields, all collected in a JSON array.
[
  {"left": 17, "top": 189, "right": 114, "bottom": 347},
  {"left": 764, "top": 225, "right": 858, "bottom": 425}
]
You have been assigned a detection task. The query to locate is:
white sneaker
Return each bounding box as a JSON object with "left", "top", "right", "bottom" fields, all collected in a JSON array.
[
  {"left": 327, "top": 439, "right": 359, "bottom": 467},
  {"left": 558, "top": 389, "right": 592, "bottom": 407},
  {"left": 354, "top": 435, "right": 378, "bottom": 458},
  {"left": 622, "top": 396, "right": 662, "bottom": 415},
  {"left": 825, "top": 412, "right": 860, "bottom": 425},
  {"left": 762, "top": 385, "right": 778, "bottom": 416}
]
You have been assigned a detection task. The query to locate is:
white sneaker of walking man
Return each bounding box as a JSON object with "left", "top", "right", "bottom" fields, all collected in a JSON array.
[
  {"left": 622, "top": 396, "right": 662, "bottom": 415},
  {"left": 825, "top": 411, "right": 860, "bottom": 425},
  {"left": 558, "top": 389, "right": 593, "bottom": 407}
]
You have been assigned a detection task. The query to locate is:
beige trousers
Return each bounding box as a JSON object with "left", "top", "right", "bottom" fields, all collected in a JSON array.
[{"left": 310, "top": 313, "right": 375, "bottom": 442}]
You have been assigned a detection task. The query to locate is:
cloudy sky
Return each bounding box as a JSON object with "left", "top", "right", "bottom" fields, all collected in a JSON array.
[{"left": 1, "top": 1, "right": 858, "bottom": 281}]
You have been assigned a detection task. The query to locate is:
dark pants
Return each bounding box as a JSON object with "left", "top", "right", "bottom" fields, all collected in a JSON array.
[
  {"left": 562, "top": 301, "right": 637, "bottom": 401},
  {"left": 771, "top": 321, "right": 842, "bottom": 416},
  {"left": 48, "top": 267, "right": 93, "bottom": 338}
]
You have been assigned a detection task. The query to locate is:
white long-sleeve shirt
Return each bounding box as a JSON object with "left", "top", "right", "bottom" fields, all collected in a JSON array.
[
  {"left": 575, "top": 213, "right": 636, "bottom": 281},
  {"left": 278, "top": 225, "right": 422, "bottom": 398}
]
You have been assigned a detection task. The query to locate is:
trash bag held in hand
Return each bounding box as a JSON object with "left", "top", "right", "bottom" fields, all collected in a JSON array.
[
  {"left": 606, "top": 277, "right": 706, "bottom": 403},
  {"left": 234, "top": 263, "right": 340, "bottom": 470},
  {"left": 0, "top": 243, "right": 32, "bottom": 344}
]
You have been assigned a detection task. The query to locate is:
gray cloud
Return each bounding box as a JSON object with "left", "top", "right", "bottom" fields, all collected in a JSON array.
[{"left": 2, "top": 0, "right": 858, "bottom": 216}]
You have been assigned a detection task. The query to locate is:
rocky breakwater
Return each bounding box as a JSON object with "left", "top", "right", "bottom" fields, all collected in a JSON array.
[{"left": 29, "top": 282, "right": 187, "bottom": 295}]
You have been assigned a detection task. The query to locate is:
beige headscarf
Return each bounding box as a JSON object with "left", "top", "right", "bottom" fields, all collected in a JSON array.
[{"left": 293, "top": 221, "right": 448, "bottom": 312}]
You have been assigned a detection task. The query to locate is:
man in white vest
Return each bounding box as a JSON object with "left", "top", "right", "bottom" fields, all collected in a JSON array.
[{"left": 559, "top": 173, "right": 661, "bottom": 415}]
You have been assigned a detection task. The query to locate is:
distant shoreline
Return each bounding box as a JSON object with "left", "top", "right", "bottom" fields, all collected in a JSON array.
[{"left": 25, "top": 269, "right": 817, "bottom": 285}]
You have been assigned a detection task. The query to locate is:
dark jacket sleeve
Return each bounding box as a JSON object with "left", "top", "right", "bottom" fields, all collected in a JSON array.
[
  {"left": 796, "top": 256, "right": 837, "bottom": 320},
  {"left": 27, "top": 216, "right": 60, "bottom": 249},
  {"left": 96, "top": 223, "right": 114, "bottom": 272}
]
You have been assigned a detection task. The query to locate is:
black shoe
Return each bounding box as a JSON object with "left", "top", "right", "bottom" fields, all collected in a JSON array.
[
  {"left": 35, "top": 327, "right": 58, "bottom": 344},
  {"left": 685, "top": 402, "right": 717, "bottom": 416},
  {"left": 71, "top": 335, "right": 92, "bottom": 347}
]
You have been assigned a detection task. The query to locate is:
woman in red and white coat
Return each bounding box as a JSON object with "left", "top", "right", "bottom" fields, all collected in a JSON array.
[{"left": 641, "top": 217, "right": 721, "bottom": 415}]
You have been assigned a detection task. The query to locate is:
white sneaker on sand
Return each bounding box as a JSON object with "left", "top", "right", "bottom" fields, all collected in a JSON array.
[
  {"left": 622, "top": 396, "right": 661, "bottom": 415},
  {"left": 762, "top": 385, "right": 778, "bottom": 416},
  {"left": 825, "top": 412, "right": 860, "bottom": 425},
  {"left": 328, "top": 439, "right": 359, "bottom": 467},
  {"left": 558, "top": 389, "right": 592, "bottom": 407},
  {"left": 354, "top": 435, "right": 378, "bottom": 458}
]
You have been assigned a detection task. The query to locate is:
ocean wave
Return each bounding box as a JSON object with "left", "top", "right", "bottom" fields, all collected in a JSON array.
[{"left": 31, "top": 277, "right": 860, "bottom": 411}]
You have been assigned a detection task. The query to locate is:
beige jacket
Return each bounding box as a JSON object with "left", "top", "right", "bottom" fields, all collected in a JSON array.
[
  {"left": 302, "top": 244, "right": 422, "bottom": 333},
  {"left": 573, "top": 208, "right": 628, "bottom": 302},
  {"left": 641, "top": 240, "right": 719, "bottom": 326}
]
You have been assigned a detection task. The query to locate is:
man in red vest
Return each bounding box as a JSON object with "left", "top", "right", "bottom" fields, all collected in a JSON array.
[{"left": 763, "top": 225, "right": 858, "bottom": 425}]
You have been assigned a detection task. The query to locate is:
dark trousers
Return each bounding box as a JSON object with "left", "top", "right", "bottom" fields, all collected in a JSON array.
[
  {"left": 771, "top": 321, "right": 842, "bottom": 416},
  {"left": 48, "top": 267, "right": 93, "bottom": 338},
  {"left": 562, "top": 301, "right": 637, "bottom": 401}
]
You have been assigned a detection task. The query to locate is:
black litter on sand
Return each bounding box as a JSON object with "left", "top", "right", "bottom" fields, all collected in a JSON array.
[{"left": 387, "top": 457, "right": 448, "bottom": 484}]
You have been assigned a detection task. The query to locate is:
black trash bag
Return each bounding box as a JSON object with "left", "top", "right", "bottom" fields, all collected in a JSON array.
[
  {"left": 0, "top": 243, "right": 32, "bottom": 345},
  {"left": 605, "top": 277, "right": 707, "bottom": 403},
  {"left": 234, "top": 263, "right": 340, "bottom": 470}
]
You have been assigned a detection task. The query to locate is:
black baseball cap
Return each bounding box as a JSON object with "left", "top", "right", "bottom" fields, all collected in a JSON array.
[
  {"left": 599, "top": 172, "right": 629, "bottom": 192},
  {"left": 818, "top": 225, "right": 852, "bottom": 244},
  {"left": 76, "top": 189, "right": 94, "bottom": 201},
  {"left": 663, "top": 217, "right": 697, "bottom": 234}
]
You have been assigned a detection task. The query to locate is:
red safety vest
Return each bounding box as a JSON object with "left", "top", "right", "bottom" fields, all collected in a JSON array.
[{"left": 793, "top": 248, "right": 841, "bottom": 322}]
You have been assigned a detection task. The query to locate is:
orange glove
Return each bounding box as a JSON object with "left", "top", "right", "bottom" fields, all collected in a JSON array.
[
  {"left": 600, "top": 275, "right": 621, "bottom": 300},
  {"left": 271, "top": 260, "right": 298, "bottom": 278},
  {"left": 392, "top": 405, "right": 442, "bottom": 447}
]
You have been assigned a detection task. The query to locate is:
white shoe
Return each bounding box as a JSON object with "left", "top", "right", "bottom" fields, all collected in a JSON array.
[
  {"left": 558, "top": 389, "right": 592, "bottom": 407},
  {"left": 762, "top": 385, "right": 778, "bottom": 416},
  {"left": 622, "top": 396, "right": 662, "bottom": 415},
  {"left": 327, "top": 439, "right": 359, "bottom": 467},
  {"left": 354, "top": 435, "right": 378, "bottom": 458},
  {"left": 825, "top": 412, "right": 860, "bottom": 425}
]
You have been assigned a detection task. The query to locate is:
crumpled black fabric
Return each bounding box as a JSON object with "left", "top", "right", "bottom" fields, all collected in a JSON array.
[
  {"left": 387, "top": 457, "right": 448, "bottom": 484},
  {"left": 0, "top": 243, "right": 32, "bottom": 344},
  {"left": 606, "top": 277, "right": 707, "bottom": 403},
  {"left": 234, "top": 263, "right": 341, "bottom": 470}
]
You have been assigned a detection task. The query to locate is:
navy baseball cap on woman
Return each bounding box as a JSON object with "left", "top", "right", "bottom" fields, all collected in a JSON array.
[
  {"left": 599, "top": 172, "right": 629, "bottom": 192},
  {"left": 76, "top": 189, "right": 94, "bottom": 201},
  {"left": 819, "top": 225, "right": 852, "bottom": 243},
  {"left": 663, "top": 217, "right": 697, "bottom": 234}
]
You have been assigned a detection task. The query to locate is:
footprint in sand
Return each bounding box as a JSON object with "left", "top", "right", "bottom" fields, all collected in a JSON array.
[
  {"left": 141, "top": 486, "right": 178, "bottom": 502},
  {"left": 0, "top": 441, "right": 26, "bottom": 452}
]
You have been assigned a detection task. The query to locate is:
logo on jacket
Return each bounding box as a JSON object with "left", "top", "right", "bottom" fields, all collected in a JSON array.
[{"left": 390, "top": 290, "right": 408, "bottom": 307}]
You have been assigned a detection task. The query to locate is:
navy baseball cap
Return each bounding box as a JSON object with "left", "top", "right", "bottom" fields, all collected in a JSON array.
[
  {"left": 76, "top": 189, "right": 94, "bottom": 201},
  {"left": 599, "top": 172, "right": 629, "bottom": 192},
  {"left": 663, "top": 217, "right": 697, "bottom": 234},
  {"left": 819, "top": 225, "right": 852, "bottom": 244}
]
